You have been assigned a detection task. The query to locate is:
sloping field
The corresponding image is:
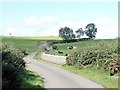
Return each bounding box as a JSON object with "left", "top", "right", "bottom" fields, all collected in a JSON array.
[{"left": 2, "top": 36, "right": 62, "bottom": 54}]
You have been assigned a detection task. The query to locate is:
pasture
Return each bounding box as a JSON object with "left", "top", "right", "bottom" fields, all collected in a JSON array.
[
  {"left": 2, "top": 36, "right": 61, "bottom": 54},
  {"left": 43, "top": 39, "right": 119, "bottom": 88},
  {"left": 45, "top": 39, "right": 118, "bottom": 56},
  {"left": 2, "top": 36, "right": 118, "bottom": 88}
]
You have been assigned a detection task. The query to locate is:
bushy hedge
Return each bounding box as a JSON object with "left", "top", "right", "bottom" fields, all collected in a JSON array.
[
  {"left": 66, "top": 43, "right": 119, "bottom": 76},
  {"left": 52, "top": 45, "right": 57, "bottom": 49},
  {"left": 46, "top": 38, "right": 90, "bottom": 45},
  {"left": 2, "top": 43, "right": 26, "bottom": 89}
]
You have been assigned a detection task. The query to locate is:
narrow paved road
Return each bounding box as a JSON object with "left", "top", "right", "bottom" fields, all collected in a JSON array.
[{"left": 23, "top": 52, "right": 105, "bottom": 88}]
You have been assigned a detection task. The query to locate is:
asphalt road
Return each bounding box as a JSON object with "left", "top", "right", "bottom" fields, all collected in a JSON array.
[{"left": 23, "top": 52, "right": 106, "bottom": 88}]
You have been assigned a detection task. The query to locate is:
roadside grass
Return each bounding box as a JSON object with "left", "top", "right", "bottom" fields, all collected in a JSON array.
[
  {"left": 2, "top": 36, "right": 47, "bottom": 88},
  {"left": 33, "top": 55, "right": 42, "bottom": 61},
  {"left": 62, "top": 65, "right": 118, "bottom": 88},
  {"left": 20, "top": 69, "right": 44, "bottom": 88}
]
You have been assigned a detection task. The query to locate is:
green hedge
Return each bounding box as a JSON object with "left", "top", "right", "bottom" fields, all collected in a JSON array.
[
  {"left": 2, "top": 42, "right": 26, "bottom": 90},
  {"left": 66, "top": 42, "right": 119, "bottom": 76}
]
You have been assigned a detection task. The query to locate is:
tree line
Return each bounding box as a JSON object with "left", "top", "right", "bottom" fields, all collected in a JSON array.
[{"left": 59, "top": 23, "right": 97, "bottom": 40}]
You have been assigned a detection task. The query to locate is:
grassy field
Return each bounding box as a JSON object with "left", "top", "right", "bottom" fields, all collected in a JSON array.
[
  {"left": 2, "top": 36, "right": 62, "bottom": 54},
  {"left": 2, "top": 36, "right": 118, "bottom": 88},
  {"left": 2, "top": 36, "right": 62, "bottom": 88},
  {"left": 46, "top": 39, "right": 118, "bottom": 56},
  {"left": 2, "top": 36, "right": 61, "bottom": 89},
  {"left": 45, "top": 39, "right": 118, "bottom": 88}
]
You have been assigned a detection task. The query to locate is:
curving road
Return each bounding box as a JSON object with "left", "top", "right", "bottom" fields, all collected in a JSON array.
[{"left": 23, "top": 52, "right": 106, "bottom": 88}]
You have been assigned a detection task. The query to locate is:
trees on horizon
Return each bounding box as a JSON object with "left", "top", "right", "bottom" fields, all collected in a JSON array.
[
  {"left": 59, "top": 26, "right": 75, "bottom": 40},
  {"left": 59, "top": 23, "right": 97, "bottom": 40}
]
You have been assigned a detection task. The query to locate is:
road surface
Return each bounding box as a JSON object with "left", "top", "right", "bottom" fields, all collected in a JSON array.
[{"left": 23, "top": 52, "right": 105, "bottom": 88}]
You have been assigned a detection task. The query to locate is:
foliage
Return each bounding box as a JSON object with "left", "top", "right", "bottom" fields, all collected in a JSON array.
[
  {"left": 33, "top": 55, "right": 42, "bottom": 60},
  {"left": 59, "top": 26, "right": 75, "bottom": 40},
  {"left": 85, "top": 23, "right": 97, "bottom": 39},
  {"left": 75, "top": 28, "right": 84, "bottom": 39},
  {"left": 20, "top": 69, "right": 44, "bottom": 88},
  {"left": 2, "top": 42, "right": 26, "bottom": 89},
  {"left": 66, "top": 42, "right": 119, "bottom": 76},
  {"left": 2, "top": 42, "right": 44, "bottom": 89},
  {"left": 2, "top": 36, "right": 39, "bottom": 54},
  {"left": 52, "top": 45, "right": 57, "bottom": 49},
  {"left": 62, "top": 65, "right": 118, "bottom": 88}
]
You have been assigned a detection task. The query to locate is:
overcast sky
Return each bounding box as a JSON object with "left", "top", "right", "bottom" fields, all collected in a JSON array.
[{"left": 0, "top": 0, "right": 118, "bottom": 39}]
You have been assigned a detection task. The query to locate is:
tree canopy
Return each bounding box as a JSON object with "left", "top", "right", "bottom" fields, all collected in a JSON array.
[
  {"left": 59, "top": 26, "right": 75, "bottom": 40},
  {"left": 85, "top": 23, "right": 97, "bottom": 39},
  {"left": 75, "top": 28, "right": 84, "bottom": 39},
  {"left": 58, "top": 23, "right": 97, "bottom": 40}
]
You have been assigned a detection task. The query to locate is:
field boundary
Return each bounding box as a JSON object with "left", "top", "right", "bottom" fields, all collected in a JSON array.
[{"left": 40, "top": 53, "right": 66, "bottom": 64}]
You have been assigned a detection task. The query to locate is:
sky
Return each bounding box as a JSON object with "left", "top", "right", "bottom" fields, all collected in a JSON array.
[{"left": 0, "top": 0, "right": 118, "bottom": 39}]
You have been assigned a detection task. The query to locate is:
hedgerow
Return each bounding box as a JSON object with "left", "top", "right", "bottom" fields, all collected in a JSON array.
[
  {"left": 2, "top": 42, "right": 26, "bottom": 90},
  {"left": 66, "top": 42, "right": 119, "bottom": 76}
]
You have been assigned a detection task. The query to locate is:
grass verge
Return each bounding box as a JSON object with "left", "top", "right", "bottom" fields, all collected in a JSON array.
[
  {"left": 20, "top": 69, "right": 44, "bottom": 88},
  {"left": 62, "top": 65, "right": 118, "bottom": 88},
  {"left": 33, "top": 55, "right": 42, "bottom": 61}
]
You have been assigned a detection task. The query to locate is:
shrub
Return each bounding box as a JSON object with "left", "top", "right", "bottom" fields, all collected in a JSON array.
[
  {"left": 58, "top": 51, "right": 63, "bottom": 54},
  {"left": 2, "top": 43, "right": 26, "bottom": 89},
  {"left": 20, "top": 49, "right": 28, "bottom": 55},
  {"left": 52, "top": 45, "right": 57, "bottom": 49},
  {"left": 68, "top": 46, "right": 73, "bottom": 49},
  {"left": 66, "top": 43, "right": 119, "bottom": 76}
]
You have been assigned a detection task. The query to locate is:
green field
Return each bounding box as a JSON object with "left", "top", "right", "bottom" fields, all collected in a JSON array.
[
  {"left": 46, "top": 39, "right": 118, "bottom": 56},
  {"left": 2, "top": 36, "right": 118, "bottom": 88},
  {"left": 2, "top": 36, "right": 61, "bottom": 89},
  {"left": 2, "top": 36, "right": 61, "bottom": 54},
  {"left": 44, "top": 39, "right": 118, "bottom": 88}
]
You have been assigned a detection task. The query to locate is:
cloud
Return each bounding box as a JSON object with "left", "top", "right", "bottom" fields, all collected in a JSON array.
[
  {"left": 24, "top": 16, "right": 58, "bottom": 28},
  {"left": 24, "top": 16, "right": 36, "bottom": 26},
  {"left": 2, "top": 15, "right": 117, "bottom": 39},
  {"left": 94, "top": 16, "right": 118, "bottom": 39},
  {"left": 95, "top": 17, "right": 113, "bottom": 25}
]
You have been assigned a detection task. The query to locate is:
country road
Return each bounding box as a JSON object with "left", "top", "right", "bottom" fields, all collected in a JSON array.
[{"left": 23, "top": 52, "right": 105, "bottom": 88}]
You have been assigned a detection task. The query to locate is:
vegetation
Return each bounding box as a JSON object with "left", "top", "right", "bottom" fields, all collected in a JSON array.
[
  {"left": 2, "top": 36, "right": 118, "bottom": 88},
  {"left": 85, "top": 23, "right": 97, "bottom": 39},
  {"left": 44, "top": 39, "right": 117, "bottom": 56},
  {"left": 62, "top": 65, "right": 118, "bottom": 88},
  {"left": 2, "top": 38, "right": 45, "bottom": 89},
  {"left": 52, "top": 45, "right": 58, "bottom": 49},
  {"left": 33, "top": 55, "right": 42, "bottom": 61},
  {"left": 59, "top": 23, "right": 97, "bottom": 40},
  {"left": 66, "top": 42, "right": 119, "bottom": 76},
  {"left": 20, "top": 69, "right": 44, "bottom": 88},
  {"left": 2, "top": 42, "right": 26, "bottom": 89},
  {"left": 42, "top": 39, "right": 118, "bottom": 88},
  {"left": 59, "top": 26, "right": 75, "bottom": 40},
  {"left": 2, "top": 36, "right": 61, "bottom": 54},
  {"left": 2, "top": 36, "right": 38, "bottom": 54},
  {"left": 75, "top": 28, "right": 84, "bottom": 39}
]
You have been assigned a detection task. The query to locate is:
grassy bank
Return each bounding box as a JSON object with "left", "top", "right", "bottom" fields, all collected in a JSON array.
[
  {"left": 62, "top": 65, "right": 118, "bottom": 88},
  {"left": 2, "top": 36, "right": 46, "bottom": 89},
  {"left": 20, "top": 69, "right": 44, "bottom": 88},
  {"left": 45, "top": 39, "right": 117, "bottom": 56}
]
